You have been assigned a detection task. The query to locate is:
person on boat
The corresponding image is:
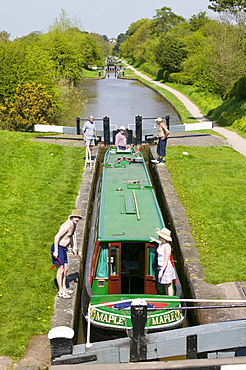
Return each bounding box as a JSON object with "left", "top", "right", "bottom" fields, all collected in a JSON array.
[
  {"left": 150, "top": 227, "right": 175, "bottom": 296},
  {"left": 151, "top": 117, "right": 169, "bottom": 166},
  {"left": 51, "top": 209, "right": 82, "bottom": 299},
  {"left": 115, "top": 125, "right": 127, "bottom": 150},
  {"left": 82, "top": 115, "right": 98, "bottom": 157}
]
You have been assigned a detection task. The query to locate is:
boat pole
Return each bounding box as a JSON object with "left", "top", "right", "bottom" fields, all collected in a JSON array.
[{"left": 86, "top": 304, "right": 92, "bottom": 348}]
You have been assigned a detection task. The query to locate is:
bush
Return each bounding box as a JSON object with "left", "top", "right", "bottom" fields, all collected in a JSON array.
[
  {"left": 141, "top": 62, "right": 159, "bottom": 77},
  {"left": 0, "top": 82, "right": 55, "bottom": 131},
  {"left": 234, "top": 76, "right": 246, "bottom": 99},
  {"left": 156, "top": 68, "right": 164, "bottom": 81},
  {"left": 162, "top": 70, "right": 170, "bottom": 82},
  {"left": 232, "top": 117, "right": 246, "bottom": 132},
  {"left": 169, "top": 72, "right": 192, "bottom": 85}
]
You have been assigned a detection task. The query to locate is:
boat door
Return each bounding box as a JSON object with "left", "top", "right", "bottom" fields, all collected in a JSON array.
[
  {"left": 144, "top": 243, "right": 157, "bottom": 294},
  {"left": 108, "top": 242, "right": 121, "bottom": 294}
]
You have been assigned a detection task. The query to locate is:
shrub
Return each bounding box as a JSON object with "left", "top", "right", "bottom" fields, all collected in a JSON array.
[
  {"left": 234, "top": 76, "right": 246, "bottom": 99},
  {"left": 224, "top": 76, "right": 246, "bottom": 100},
  {"left": 141, "top": 62, "right": 159, "bottom": 77},
  {"left": 169, "top": 72, "right": 192, "bottom": 85},
  {"left": 232, "top": 117, "right": 246, "bottom": 132},
  {"left": 0, "top": 82, "right": 54, "bottom": 131},
  {"left": 162, "top": 70, "right": 170, "bottom": 82},
  {"left": 156, "top": 68, "right": 164, "bottom": 81}
]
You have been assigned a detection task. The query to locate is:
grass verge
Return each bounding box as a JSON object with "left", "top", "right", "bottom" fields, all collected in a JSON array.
[
  {"left": 0, "top": 130, "right": 85, "bottom": 359},
  {"left": 122, "top": 61, "right": 246, "bottom": 138},
  {"left": 166, "top": 145, "right": 246, "bottom": 284},
  {"left": 82, "top": 68, "right": 104, "bottom": 78},
  {"left": 123, "top": 67, "right": 197, "bottom": 124}
]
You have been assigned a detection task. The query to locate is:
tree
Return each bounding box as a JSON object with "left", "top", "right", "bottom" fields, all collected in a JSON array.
[
  {"left": 149, "top": 7, "right": 185, "bottom": 36},
  {"left": 112, "top": 33, "right": 128, "bottom": 55},
  {"left": 156, "top": 36, "right": 188, "bottom": 73},
  {"left": 120, "top": 20, "right": 150, "bottom": 61},
  {"left": 49, "top": 9, "right": 82, "bottom": 33},
  {"left": 208, "top": 0, "right": 246, "bottom": 13},
  {"left": 0, "top": 31, "right": 10, "bottom": 43},
  {"left": 188, "top": 12, "right": 210, "bottom": 31},
  {"left": 182, "top": 19, "right": 246, "bottom": 95}
]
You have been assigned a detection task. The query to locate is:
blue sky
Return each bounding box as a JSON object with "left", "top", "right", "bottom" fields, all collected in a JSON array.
[{"left": 1, "top": 0, "right": 216, "bottom": 40}]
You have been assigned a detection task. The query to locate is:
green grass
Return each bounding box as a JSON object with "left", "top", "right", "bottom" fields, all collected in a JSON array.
[
  {"left": 164, "top": 83, "right": 223, "bottom": 117},
  {"left": 0, "top": 130, "right": 85, "bottom": 359},
  {"left": 121, "top": 63, "right": 202, "bottom": 124},
  {"left": 166, "top": 145, "right": 246, "bottom": 284},
  {"left": 121, "top": 61, "right": 246, "bottom": 137},
  {"left": 139, "top": 79, "right": 198, "bottom": 124},
  {"left": 82, "top": 68, "right": 104, "bottom": 78}
]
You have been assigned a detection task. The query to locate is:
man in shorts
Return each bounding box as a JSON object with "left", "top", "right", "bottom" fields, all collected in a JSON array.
[
  {"left": 82, "top": 115, "right": 98, "bottom": 158},
  {"left": 151, "top": 117, "right": 170, "bottom": 166},
  {"left": 51, "top": 209, "right": 82, "bottom": 299}
]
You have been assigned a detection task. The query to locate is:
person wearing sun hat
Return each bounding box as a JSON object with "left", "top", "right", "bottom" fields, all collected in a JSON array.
[
  {"left": 151, "top": 117, "right": 170, "bottom": 166},
  {"left": 115, "top": 125, "right": 127, "bottom": 150},
  {"left": 51, "top": 209, "right": 82, "bottom": 299},
  {"left": 149, "top": 227, "right": 175, "bottom": 295}
]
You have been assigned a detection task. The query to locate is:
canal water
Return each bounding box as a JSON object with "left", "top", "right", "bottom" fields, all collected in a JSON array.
[{"left": 79, "top": 73, "right": 180, "bottom": 134}]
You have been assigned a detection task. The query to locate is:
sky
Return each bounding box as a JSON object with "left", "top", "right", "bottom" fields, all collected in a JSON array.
[{"left": 1, "top": 0, "right": 216, "bottom": 40}]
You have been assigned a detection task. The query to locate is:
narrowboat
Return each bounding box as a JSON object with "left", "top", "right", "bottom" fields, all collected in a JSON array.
[{"left": 82, "top": 147, "right": 185, "bottom": 339}]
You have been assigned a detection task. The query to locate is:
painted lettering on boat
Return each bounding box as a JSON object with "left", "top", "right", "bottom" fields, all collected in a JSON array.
[
  {"left": 92, "top": 310, "right": 125, "bottom": 326},
  {"left": 91, "top": 309, "right": 182, "bottom": 327},
  {"left": 151, "top": 310, "right": 182, "bottom": 326}
]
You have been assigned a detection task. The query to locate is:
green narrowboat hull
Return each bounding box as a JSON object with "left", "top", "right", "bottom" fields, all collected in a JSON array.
[
  {"left": 82, "top": 147, "right": 185, "bottom": 338},
  {"left": 86, "top": 294, "right": 185, "bottom": 332}
]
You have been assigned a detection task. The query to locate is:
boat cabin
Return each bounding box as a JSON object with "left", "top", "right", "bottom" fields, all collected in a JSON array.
[{"left": 91, "top": 241, "right": 158, "bottom": 296}]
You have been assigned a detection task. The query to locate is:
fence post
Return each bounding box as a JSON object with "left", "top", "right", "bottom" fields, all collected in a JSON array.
[
  {"left": 165, "top": 115, "right": 170, "bottom": 130},
  {"left": 103, "top": 116, "right": 110, "bottom": 146},
  {"left": 76, "top": 117, "right": 81, "bottom": 135}
]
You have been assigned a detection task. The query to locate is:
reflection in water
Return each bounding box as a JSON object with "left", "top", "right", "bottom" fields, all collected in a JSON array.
[{"left": 80, "top": 74, "right": 180, "bottom": 131}]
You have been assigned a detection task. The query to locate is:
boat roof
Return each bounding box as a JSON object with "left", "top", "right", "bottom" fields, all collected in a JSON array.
[{"left": 98, "top": 148, "right": 164, "bottom": 242}]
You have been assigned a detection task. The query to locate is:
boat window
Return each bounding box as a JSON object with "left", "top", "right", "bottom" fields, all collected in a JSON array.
[
  {"left": 147, "top": 246, "right": 156, "bottom": 276},
  {"left": 96, "top": 244, "right": 108, "bottom": 278},
  {"left": 110, "top": 246, "right": 119, "bottom": 276}
]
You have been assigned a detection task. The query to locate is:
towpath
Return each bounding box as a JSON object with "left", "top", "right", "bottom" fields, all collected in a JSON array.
[{"left": 125, "top": 63, "right": 246, "bottom": 158}]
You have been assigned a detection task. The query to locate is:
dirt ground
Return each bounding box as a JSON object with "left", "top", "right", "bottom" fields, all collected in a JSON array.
[{"left": 0, "top": 131, "right": 228, "bottom": 370}]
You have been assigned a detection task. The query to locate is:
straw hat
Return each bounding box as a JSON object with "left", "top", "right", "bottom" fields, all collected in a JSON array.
[
  {"left": 119, "top": 125, "right": 126, "bottom": 130},
  {"left": 156, "top": 227, "right": 172, "bottom": 241},
  {"left": 155, "top": 117, "right": 163, "bottom": 123},
  {"left": 69, "top": 209, "right": 82, "bottom": 219}
]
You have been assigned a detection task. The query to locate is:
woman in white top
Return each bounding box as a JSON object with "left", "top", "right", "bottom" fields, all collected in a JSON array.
[{"left": 150, "top": 227, "right": 175, "bottom": 296}]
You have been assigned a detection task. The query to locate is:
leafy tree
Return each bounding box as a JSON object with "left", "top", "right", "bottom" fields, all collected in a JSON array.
[
  {"left": 188, "top": 12, "right": 210, "bottom": 31},
  {"left": 208, "top": 0, "right": 246, "bottom": 13},
  {"left": 112, "top": 33, "right": 128, "bottom": 55},
  {"left": 120, "top": 20, "right": 150, "bottom": 60},
  {"left": 126, "top": 19, "right": 149, "bottom": 36},
  {"left": 156, "top": 36, "right": 188, "bottom": 73},
  {"left": 149, "top": 7, "right": 185, "bottom": 36},
  {"left": 0, "top": 40, "right": 55, "bottom": 102},
  {"left": 49, "top": 9, "right": 82, "bottom": 33},
  {"left": 182, "top": 19, "right": 246, "bottom": 94},
  {"left": 0, "top": 31, "right": 10, "bottom": 43},
  {"left": 89, "top": 33, "right": 110, "bottom": 60}
]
